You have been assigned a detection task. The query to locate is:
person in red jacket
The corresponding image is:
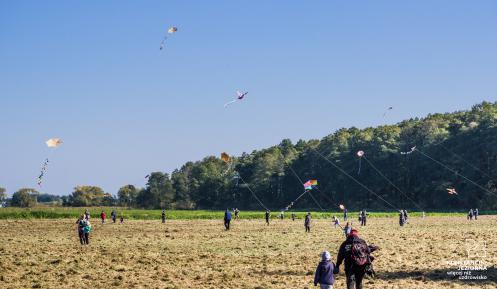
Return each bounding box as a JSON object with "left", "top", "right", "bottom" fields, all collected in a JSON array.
[{"left": 100, "top": 211, "right": 106, "bottom": 224}]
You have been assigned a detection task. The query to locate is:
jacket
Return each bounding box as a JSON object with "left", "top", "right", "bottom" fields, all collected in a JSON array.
[{"left": 314, "top": 260, "right": 335, "bottom": 285}]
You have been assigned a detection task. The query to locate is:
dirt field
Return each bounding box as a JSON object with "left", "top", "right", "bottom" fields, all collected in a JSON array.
[{"left": 0, "top": 216, "right": 495, "bottom": 289}]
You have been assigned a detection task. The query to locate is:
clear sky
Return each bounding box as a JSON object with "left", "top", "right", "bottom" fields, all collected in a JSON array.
[{"left": 1, "top": 1, "right": 496, "bottom": 196}]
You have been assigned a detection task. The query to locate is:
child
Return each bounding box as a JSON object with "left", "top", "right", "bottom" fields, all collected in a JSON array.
[
  {"left": 120, "top": 216, "right": 124, "bottom": 224},
  {"left": 332, "top": 216, "right": 340, "bottom": 228},
  {"left": 100, "top": 211, "right": 106, "bottom": 224},
  {"left": 314, "top": 251, "right": 336, "bottom": 289},
  {"left": 343, "top": 222, "right": 352, "bottom": 237}
]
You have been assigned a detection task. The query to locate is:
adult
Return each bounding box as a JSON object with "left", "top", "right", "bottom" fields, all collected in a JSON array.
[
  {"left": 403, "top": 210, "right": 408, "bottom": 224},
  {"left": 336, "top": 229, "right": 378, "bottom": 289},
  {"left": 305, "top": 212, "right": 312, "bottom": 233},
  {"left": 265, "top": 210, "right": 270, "bottom": 226},
  {"left": 291, "top": 213, "right": 296, "bottom": 221},
  {"left": 474, "top": 208, "right": 479, "bottom": 220},
  {"left": 343, "top": 208, "right": 348, "bottom": 221},
  {"left": 468, "top": 209, "right": 474, "bottom": 220},
  {"left": 111, "top": 210, "right": 117, "bottom": 223},
  {"left": 224, "top": 209, "right": 232, "bottom": 230},
  {"left": 234, "top": 208, "right": 240, "bottom": 219},
  {"left": 360, "top": 210, "right": 367, "bottom": 226},
  {"left": 76, "top": 215, "right": 86, "bottom": 245},
  {"left": 82, "top": 219, "right": 92, "bottom": 245},
  {"left": 399, "top": 210, "right": 405, "bottom": 226},
  {"left": 161, "top": 209, "right": 166, "bottom": 223},
  {"left": 84, "top": 209, "right": 90, "bottom": 220}
]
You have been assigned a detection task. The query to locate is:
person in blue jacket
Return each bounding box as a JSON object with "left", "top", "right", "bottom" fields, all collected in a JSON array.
[
  {"left": 314, "top": 251, "right": 336, "bottom": 289},
  {"left": 224, "top": 209, "right": 232, "bottom": 230}
]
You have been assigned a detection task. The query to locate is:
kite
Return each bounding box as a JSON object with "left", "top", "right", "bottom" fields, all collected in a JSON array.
[
  {"left": 145, "top": 175, "right": 150, "bottom": 179},
  {"left": 446, "top": 188, "right": 458, "bottom": 195},
  {"left": 339, "top": 204, "right": 345, "bottom": 210},
  {"left": 37, "top": 138, "right": 63, "bottom": 186},
  {"left": 357, "top": 150, "right": 364, "bottom": 175},
  {"left": 304, "top": 180, "right": 318, "bottom": 190},
  {"left": 221, "top": 152, "right": 231, "bottom": 164},
  {"left": 160, "top": 26, "right": 178, "bottom": 50},
  {"left": 224, "top": 91, "right": 248, "bottom": 108},
  {"left": 401, "top": 146, "right": 416, "bottom": 155},
  {"left": 383, "top": 107, "right": 393, "bottom": 117},
  {"left": 46, "top": 138, "right": 63, "bottom": 148}
]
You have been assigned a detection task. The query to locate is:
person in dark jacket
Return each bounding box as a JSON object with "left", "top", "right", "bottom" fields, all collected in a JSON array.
[
  {"left": 336, "top": 229, "right": 378, "bottom": 289},
  {"left": 343, "top": 208, "right": 348, "bottom": 221},
  {"left": 468, "top": 209, "right": 474, "bottom": 220},
  {"left": 111, "top": 210, "right": 116, "bottom": 223},
  {"left": 76, "top": 215, "right": 86, "bottom": 245},
  {"left": 314, "top": 251, "right": 336, "bottom": 289},
  {"left": 265, "top": 210, "right": 270, "bottom": 225},
  {"left": 305, "top": 212, "right": 312, "bottom": 232},
  {"left": 360, "top": 210, "right": 367, "bottom": 226},
  {"left": 399, "top": 210, "right": 405, "bottom": 226},
  {"left": 224, "top": 209, "right": 232, "bottom": 230},
  {"left": 474, "top": 208, "right": 479, "bottom": 220},
  {"left": 161, "top": 209, "right": 166, "bottom": 223}
]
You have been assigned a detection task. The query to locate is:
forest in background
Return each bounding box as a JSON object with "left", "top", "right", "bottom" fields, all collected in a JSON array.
[{"left": 3, "top": 101, "right": 497, "bottom": 211}]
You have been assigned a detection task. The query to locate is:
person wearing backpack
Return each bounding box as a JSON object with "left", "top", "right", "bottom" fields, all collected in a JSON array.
[
  {"left": 313, "top": 251, "right": 337, "bottom": 289},
  {"left": 335, "top": 228, "right": 377, "bottom": 289}
]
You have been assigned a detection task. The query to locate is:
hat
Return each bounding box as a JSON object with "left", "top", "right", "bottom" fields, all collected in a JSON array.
[{"left": 321, "top": 251, "right": 331, "bottom": 261}]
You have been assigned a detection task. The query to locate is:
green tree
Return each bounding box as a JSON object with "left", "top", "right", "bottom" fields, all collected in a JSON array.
[
  {"left": 0, "top": 187, "right": 6, "bottom": 202},
  {"left": 117, "top": 185, "right": 138, "bottom": 207},
  {"left": 11, "top": 188, "right": 38, "bottom": 207},
  {"left": 68, "top": 186, "right": 106, "bottom": 206}
]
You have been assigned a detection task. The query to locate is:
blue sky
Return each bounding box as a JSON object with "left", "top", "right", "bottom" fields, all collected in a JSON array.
[{"left": 1, "top": 1, "right": 496, "bottom": 196}]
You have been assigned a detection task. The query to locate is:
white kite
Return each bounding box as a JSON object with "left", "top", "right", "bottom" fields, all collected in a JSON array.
[
  {"left": 38, "top": 138, "right": 63, "bottom": 186},
  {"left": 224, "top": 91, "right": 248, "bottom": 108}
]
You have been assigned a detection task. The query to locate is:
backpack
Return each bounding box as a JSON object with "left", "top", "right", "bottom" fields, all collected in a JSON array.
[{"left": 351, "top": 238, "right": 370, "bottom": 266}]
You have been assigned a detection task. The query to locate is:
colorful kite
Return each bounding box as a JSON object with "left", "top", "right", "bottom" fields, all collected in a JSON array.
[
  {"left": 339, "top": 204, "right": 345, "bottom": 210},
  {"left": 224, "top": 91, "right": 248, "bottom": 108},
  {"left": 304, "top": 180, "right": 318, "bottom": 190},
  {"left": 221, "top": 152, "right": 231, "bottom": 164},
  {"left": 160, "top": 26, "right": 178, "bottom": 50}
]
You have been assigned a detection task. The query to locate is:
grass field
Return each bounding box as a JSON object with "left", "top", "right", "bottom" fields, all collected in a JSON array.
[
  {"left": 0, "top": 215, "right": 495, "bottom": 288},
  {"left": 0, "top": 206, "right": 486, "bottom": 220}
]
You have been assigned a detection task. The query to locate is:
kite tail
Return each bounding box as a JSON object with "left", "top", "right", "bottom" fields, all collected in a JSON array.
[{"left": 358, "top": 158, "right": 362, "bottom": 175}]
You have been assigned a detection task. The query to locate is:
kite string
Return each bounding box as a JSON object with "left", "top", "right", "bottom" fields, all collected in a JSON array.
[
  {"left": 307, "top": 189, "right": 325, "bottom": 211},
  {"left": 415, "top": 148, "right": 497, "bottom": 198},
  {"left": 435, "top": 142, "right": 494, "bottom": 181},
  {"left": 363, "top": 156, "right": 424, "bottom": 211},
  {"left": 237, "top": 173, "right": 269, "bottom": 211},
  {"left": 312, "top": 148, "right": 399, "bottom": 211}
]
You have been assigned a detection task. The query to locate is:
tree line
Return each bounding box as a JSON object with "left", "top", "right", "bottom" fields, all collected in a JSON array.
[{"left": 3, "top": 102, "right": 497, "bottom": 210}]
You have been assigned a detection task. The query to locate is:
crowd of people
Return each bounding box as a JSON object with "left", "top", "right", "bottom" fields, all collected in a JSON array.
[{"left": 75, "top": 207, "right": 484, "bottom": 288}]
